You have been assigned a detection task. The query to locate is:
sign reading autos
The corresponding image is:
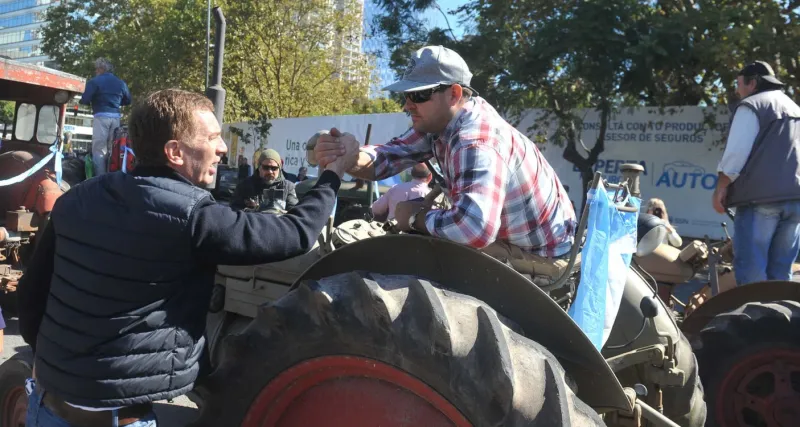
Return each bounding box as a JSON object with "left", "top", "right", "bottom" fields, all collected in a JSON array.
[{"left": 528, "top": 106, "right": 733, "bottom": 240}]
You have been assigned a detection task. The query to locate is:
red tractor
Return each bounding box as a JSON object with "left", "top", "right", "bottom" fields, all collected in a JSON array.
[{"left": 0, "top": 59, "right": 85, "bottom": 313}]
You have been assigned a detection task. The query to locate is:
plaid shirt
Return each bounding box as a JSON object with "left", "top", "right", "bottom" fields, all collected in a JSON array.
[{"left": 363, "top": 97, "right": 577, "bottom": 257}]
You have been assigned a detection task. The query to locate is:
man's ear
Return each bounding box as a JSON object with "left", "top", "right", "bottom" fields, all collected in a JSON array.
[
  {"left": 450, "top": 85, "right": 464, "bottom": 106},
  {"left": 164, "top": 140, "right": 184, "bottom": 166}
]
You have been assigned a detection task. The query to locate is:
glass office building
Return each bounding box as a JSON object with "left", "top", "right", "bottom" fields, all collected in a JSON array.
[{"left": 0, "top": 0, "right": 60, "bottom": 67}]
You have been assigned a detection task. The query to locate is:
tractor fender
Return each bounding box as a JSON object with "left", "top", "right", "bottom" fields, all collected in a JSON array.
[
  {"left": 681, "top": 280, "right": 800, "bottom": 337},
  {"left": 293, "top": 234, "right": 631, "bottom": 412}
]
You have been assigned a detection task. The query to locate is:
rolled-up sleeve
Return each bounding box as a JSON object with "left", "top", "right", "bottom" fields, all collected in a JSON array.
[
  {"left": 718, "top": 107, "right": 759, "bottom": 181},
  {"left": 362, "top": 128, "right": 434, "bottom": 180},
  {"left": 424, "top": 143, "right": 508, "bottom": 249}
]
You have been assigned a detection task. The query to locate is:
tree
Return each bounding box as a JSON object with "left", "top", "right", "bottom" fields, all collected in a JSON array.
[
  {"left": 221, "top": 0, "right": 377, "bottom": 122},
  {"left": 370, "top": 0, "right": 800, "bottom": 209},
  {"left": 0, "top": 101, "right": 14, "bottom": 139},
  {"left": 42, "top": 0, "right": 207, "bottom": 98},
  {"left": 372, "top": 0, "right": 655, "bottom": 209},
  {"left": 344, "top": 96, "right": 402, "bottom": 115},
  {"left": 42, "top": 0, "right": 385, "bottom": 123}
]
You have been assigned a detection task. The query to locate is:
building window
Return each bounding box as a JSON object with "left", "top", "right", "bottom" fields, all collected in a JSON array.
[{"left": 0, "top": 0, "right": 57, "bottom": 15}]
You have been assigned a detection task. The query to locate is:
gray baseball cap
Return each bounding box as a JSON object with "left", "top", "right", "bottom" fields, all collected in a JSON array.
[{"left": 383, "top": 46, "right": 477, "bottom": 94}]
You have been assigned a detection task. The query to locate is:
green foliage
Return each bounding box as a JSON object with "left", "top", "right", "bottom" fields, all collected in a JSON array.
[
  {"left": 43, "top": 0, "right": 207, "bottom": 98},
  {"left": 42, "top": 0, "right": 378, "bottom": 122},
  {"left": 229, "top": 116, "right": 273, "bottom": 146},
  {"left": 221, "top": 0, "right": 374, "bottom": 122},
  {"left": 0, "top": 101, "right": 14, "bottom": 124},
  {"left": 370, "top": 0, "right": 800, "bottom": 208},
  {"left": 344, "top": 96, "right": 403, "bottom": 115}
]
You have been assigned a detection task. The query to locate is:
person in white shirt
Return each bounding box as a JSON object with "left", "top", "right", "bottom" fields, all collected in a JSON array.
[
  {"left": 713, "top": 60, "right": 800, "bottom": 285},
  {"left": 371, "top": 163, "right": 432, "bottom": 222},
  {"left": 646, "top": 198, "right": 683, "bottom": 247}
]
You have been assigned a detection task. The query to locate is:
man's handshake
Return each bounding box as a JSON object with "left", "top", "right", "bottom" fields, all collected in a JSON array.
[{"left": 313, "top": 128, "right": 360, "bottom": 178}]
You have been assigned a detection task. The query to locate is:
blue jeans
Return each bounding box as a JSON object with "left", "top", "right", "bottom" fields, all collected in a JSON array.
[
  {"left": 25, "top": 379, "right": 157, "bottom": 427},
  {"left": 91, "top": 116, "right": 120, "bottom": 176},
  {"left": 733, "top": 201, "right": 800, "bottom": 285}
]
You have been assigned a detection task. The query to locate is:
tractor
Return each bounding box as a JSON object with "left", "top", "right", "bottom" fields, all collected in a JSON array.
[
  {"left": 190, "top": 154, "right": 707, "bottom": 427},
  {"left": 0, "top": 58, "right": 86, "bottom": 314},
  {"left": 639, "top": 214, "right": 800, "bottom": 427},
  {"left": 0, "top": 58, "right": 86, "bottom": 426}
]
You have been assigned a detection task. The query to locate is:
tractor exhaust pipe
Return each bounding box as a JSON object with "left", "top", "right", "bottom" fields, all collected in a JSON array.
[
  {"left": 205, "top": 6, "right": 226, "bottom": 190},
  {"left": 620, "top": 163, "right": 644, "bottom": 199}
]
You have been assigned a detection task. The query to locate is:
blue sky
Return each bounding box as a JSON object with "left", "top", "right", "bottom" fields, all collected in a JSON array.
[
  {"left": 419, "top": 0, "right": 469, "bottom": 39},
  {"left": 364, "top": 0, "right": 470, "bottom": 94}
]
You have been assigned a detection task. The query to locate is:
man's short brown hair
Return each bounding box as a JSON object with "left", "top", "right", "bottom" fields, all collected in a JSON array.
[
  {"left": 129, "top": 89, "right": 214, "bottom": 167},
  {"left": 411, "top": 163, "right": 432, "bottom": 179}
]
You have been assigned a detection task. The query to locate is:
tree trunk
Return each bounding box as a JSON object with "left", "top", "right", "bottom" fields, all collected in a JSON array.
[{"left": 561, "top": 101, "right": 611, "bottom": 214}]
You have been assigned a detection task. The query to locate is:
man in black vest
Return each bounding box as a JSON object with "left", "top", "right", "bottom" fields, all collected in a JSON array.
[
  {"left": 713, "top": 61, "right": 800, "bottom": 285},
  {"left": 17, "top": 89, "right": 353, "bottom": 426}
]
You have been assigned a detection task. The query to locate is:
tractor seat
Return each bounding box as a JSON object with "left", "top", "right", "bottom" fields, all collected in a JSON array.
[{"left": 635, "top": 244, "right": 695, "bottom": 284}]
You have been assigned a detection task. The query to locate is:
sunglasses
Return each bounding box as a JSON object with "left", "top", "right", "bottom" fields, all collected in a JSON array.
[
  {"left": 261, "top": 164, "right": 280, "bottom": 172},
  {"left": 405, "top": 85, "right": 452, "bottom": 104}
]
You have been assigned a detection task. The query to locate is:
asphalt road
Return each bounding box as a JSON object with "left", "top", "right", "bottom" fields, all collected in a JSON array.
[{"left": 0, "top": 315, "right": 200, "bottom": 426}]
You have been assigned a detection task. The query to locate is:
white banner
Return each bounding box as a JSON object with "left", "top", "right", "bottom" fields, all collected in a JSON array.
[
  {"left": 222, "top": 113, "right": 412, "bottom": 183},
  {"left": 523, "top": 106, "right": 733, "bottom": 240},
  {"left": 223, "top": 105, "right": 734, "bottom": 240}
]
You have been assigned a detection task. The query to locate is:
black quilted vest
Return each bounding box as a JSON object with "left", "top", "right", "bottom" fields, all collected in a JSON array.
[
  {"left": 727, "top": 90, "right": 800, "bottom": 207},
  {"left": 34, "top": 170, "right": 213, "bottom": 407}
]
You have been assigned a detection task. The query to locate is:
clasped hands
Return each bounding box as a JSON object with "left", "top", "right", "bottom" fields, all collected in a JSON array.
[
  {"left": 313, "top": 128, "right": 360, "bottom": 178},
  {"left": 312, "top": 128, "right": 429, "bottom": 232}
]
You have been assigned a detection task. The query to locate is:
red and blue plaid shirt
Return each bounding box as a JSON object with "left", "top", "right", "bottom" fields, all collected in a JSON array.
[{"left": 363, "top": 97, "right": 577, "bottom": 257}]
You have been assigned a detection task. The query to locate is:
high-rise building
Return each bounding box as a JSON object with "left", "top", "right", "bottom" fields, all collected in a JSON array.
[
  {"left": 0, "top": 0, "right": 61, "bottom": 67},
  {"left": 331, "top": 0, "right": 368, "bottom": 87},
  {"left": 362, "top": 1, "right": 396, "bottom": 97}
]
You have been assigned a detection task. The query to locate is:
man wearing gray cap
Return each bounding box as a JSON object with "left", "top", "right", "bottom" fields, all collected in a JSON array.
[
  {"left": 713, "top": 60, "right": 800, "bottom": 285},
  {"left": 315, "top": 46, "right": 576, "bottom": 264}
]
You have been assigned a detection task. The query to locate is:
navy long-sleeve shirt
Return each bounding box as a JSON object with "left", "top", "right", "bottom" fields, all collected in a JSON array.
[
  {"left": 18, "top": 166, "right": 340, "bottom": 351},
  {"left": 78, "top": 72, "right": 132, "bottom": 116}
]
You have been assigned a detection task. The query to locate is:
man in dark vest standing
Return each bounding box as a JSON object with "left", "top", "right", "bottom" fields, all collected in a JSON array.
[
  {"left": 17, "top": 89, "right": 353, "bottom": 426},
  {"left": 713, "top": 61, "right": 800, "bottom": 285}
]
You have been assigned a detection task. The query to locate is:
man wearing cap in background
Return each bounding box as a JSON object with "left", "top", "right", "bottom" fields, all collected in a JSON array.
[
  {"left": 230, "top": 148, "right": 298, "bottom": 212},
  {"left": 314, "top": 46, "right": 576, "bottom": 270},
  {"left": 713, "top": 60, "right": 800, "bottom": 285}
]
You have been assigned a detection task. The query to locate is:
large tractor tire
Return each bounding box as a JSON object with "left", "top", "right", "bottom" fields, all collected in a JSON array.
[
  {"left": 191, "top": 271, "right": 604, "bottom": 427},
  {"left": 0, "top": 352, "right": 33, "bottom": 427},
  {"left": 692, "top": 300, "right": 800, "bottom": 427},
  {"left": 660, "top": 333, "right": 706, "bottom": 427}
]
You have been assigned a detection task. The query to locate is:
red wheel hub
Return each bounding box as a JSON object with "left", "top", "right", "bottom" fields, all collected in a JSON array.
[
  {"left": 716, "top": 347, "right": 800, "bottom": 427},
  {"left": 2, "top": 385, "right": 27, "bottom": 427},
  {"left": 242, "top": 356, "right": 471, "bottom": 427}
]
